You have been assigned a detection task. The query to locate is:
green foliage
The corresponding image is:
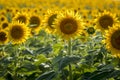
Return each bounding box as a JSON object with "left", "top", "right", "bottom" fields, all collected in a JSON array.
[
  {"left": 36, "top": 70, "right": 56, "bottom": 80},
  {"left": 59, "top": 56, "right": 81, "bottom": 70},
  {"left": 0, "top": 28, "right": 120, "bottom": 80}
]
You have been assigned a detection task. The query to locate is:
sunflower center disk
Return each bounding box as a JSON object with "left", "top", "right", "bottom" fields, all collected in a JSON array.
[
  {"left": 11, "top": 26, "right": 24, "bottom": 39},
  {"left": 111, "top": 30, "right": 120, "bottom": 50},
  {"left": 87, "top": 27, "right": 95, "bottom": 34},
  {"left": 17, "top": 16, "right": 27, "bottom": 23},
  {"left": 2, "top": 23, "right": 8, "bottom": 29},
  {"left": 99, "top": 15, "right": 113, "bottom": 29},
  {"left": 48, "top": 14, "right": 57, "bottom": 29},
  {"left": 0, "top": 32, "right": 7, "bottom": 41},
  {"left": 29, "top": 16, "right": 40, "bottom": 28},
  {"left": 1, "top": 18, "right": 4, "bottom": 21},
  {"left": 60, "top": 18, "right": 78, "bottom": 34}
]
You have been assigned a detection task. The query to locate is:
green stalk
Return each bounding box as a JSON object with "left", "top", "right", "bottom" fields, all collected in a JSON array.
[
  {"left": 68, "top": 39, "right": 72, "bottom": 80},
  {"left": 13, "top": 44, "right": 21, "bottom": 80},
  {"left": 68, "top": 39, "right": 72, "bottom": 55}
]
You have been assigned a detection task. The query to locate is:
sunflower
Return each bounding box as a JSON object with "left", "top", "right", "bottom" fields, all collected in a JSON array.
[
  {"left": 84, "top": 19, "right": 93, "bottom": 27},
  {"left": 5, "top": 7, "right": 13, "bottom": 13},
  {"left": 21, "top": 8, "right": 31, "bottom": 13},
  {"left": 80, "top": 9, "right": 89, "bottom": 19},
  {"left": 30, "top": 8, "right": 40, "bottom": 14},
  {"left": 10, "top": 8, "right": 20, "bottom": 18},
  {"left": 8, "top": 22, "right": 30, "bottom": 44},
  {"left": 87, "top": 26, "right": 95, "bottom": 35},
  {"left": 42, "top": 9, "right": 58, "bottom": 34},
  {"left": 0, "top": 15, "right": 7, "bottom": 23},
  {"left": 103, "top": 24, "right": 120, "bottom": 58},
  {"left": 12, "top": 11, "right": 30, "bottom": 25},
  {"left": 95, "top": 10, "right": 118, "bottom": 32},
  {"left": 0, "top": 21, "right": 9, "bottom": 29},
  {"left": 90, "top": 9, "right": 98, "bottom": 19},
  {"left": 0, "top": 29, "right": 9, "bottom": 45},
  {"left": 28, "top": 13, "right": 42, "bottom": 35},
  {"left": 53, "top": 10, "right": 84, "bottom": 40},
  {"left": 0, "top": 9, "right": 6, "bottom": 16}
]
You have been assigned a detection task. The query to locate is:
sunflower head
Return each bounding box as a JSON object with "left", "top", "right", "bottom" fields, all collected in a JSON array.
[
  {"left": 8, "top": 21, "right": 30, "bottom": 44},
  {"left": 0, "top": 15, "right": 7, "bottom": 23},
  {"left": 29, "top": 13, "right": 42, "bottom": 35},
  {"left": 0, "top": 29, "right": 9, "bottom": 45},
  {"left": 10, "top": 8, "right": 20, "bottom": 17},
  {"left": 95, "top": 10, "right": 118, "bottom": 33},
  {"left": 30, "top": 8, "right": 41, "bottom": 14},
  {"left": 80, "top": 9, "right": 89, "bottom": 19},
  {"left": 53, "top": 10, "right": 84, "bottom": 40},
  {"left": 21, "top": 8, "right": 31, "bottom": 13},
  {"left": 0, "top": 21, "right": 9, "bottom": 29},
  {"left": 87, "top": 27, "right": 95, "bottom": 35},
  {"left": 12, "top": 11, "right": 30, "bottom": 25},
  {"left": 5, "top": 8, "right": 13, "bottom": 13},
  {"left": 0, "top": 9, "right": 6, "bottom": 16},
  {"left": 103, "top": 24, "right": 120, "bottom": 58},
  {"left": 42, "top": 9, "right": 58, "bottom": 34}
]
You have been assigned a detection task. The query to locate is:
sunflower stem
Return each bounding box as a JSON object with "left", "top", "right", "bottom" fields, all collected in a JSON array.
[
  {"left": 68, "top": 39, "right": 72, "bottom": 80},
  {"left": 68, "top": 39, "right": 72, "bottom": 55}
]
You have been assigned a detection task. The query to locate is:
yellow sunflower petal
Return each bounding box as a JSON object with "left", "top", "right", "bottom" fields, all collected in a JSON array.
[
  {"left": 8, "top": 21, "right": 30, "bottom": 44},
  {"left": 95, "top": 10, "right": 118, "bottom": 33},
  {"left": 103, "top": 24, "right": 120, "bottom": 58},
  {"left": 42, "top": 9, "right": 59, "bottom": 34},
  {"left": 0, "top": 29, "right": 9, "bottom": 45},
  {"left": 12, "top": 11, "right": 30, "bottom": 25},
  {"left": 53, "top": 10, "right": 84, "bottom": 40},
  {"left": 28, "top": 13, "right": 42, "bottom": 35}
]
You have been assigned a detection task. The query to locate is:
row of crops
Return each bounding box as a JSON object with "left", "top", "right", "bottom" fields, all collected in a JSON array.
[{"left": 0, "top": 0, "right": 120, "bottom": 80}]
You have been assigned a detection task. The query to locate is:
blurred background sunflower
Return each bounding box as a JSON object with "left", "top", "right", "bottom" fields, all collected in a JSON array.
[
  {"left": 0, "top": 21, "right": 9, "bottom": 30},
  {"left": 0, "top": 15, "right": 8, "bottom": 23},
  {"left": 28, "top": 13, "right": 42, "bottom": 35},
  {"left": 0, "top": 29, "right": 9, "bottom": 45},
  {"left": 103, "top": 24, "right": 120, "bottom": 58},
  {"left": 95, "top": 10, "right": 118, "bottom": 33},
  {"left": 12, "top": 11, "right": 30, "bottom": 25},
  {"left": 42, "top": 9, "right": 59, "bottom": 34}
]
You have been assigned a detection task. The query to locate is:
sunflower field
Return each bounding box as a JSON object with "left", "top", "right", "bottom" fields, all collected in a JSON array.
[{"left": 0, "top": 0, "right": 120, "bottom": 80}]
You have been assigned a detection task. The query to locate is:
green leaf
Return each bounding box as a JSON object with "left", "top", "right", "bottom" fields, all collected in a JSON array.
[
  {"left": 22, "top": 49, "right": 33, "bottom": 55},
  {"left": 108, "top": 70, "right": 120, "bottom": 78},
  {"left": 36, "top": 70, "right": 56, "bottom": 80},
  {"left": 73, "top": 71, "right": 81, "bottom": 80},
  {"left": 25, "top": 72, "right": 40, "bottom": 80},
  {"left": 81, "top": 72, "right": 92, "bottom": 80},
  {"left": 52, "top": 54, "right": 62, "bottom": 69},
  {"left": 89, "top": 69, "right": 113, "bottom": 80},
  {"left": 97, "top": 64, "right": 114, "bottom": 71},
  {"left": 88, "top": 50, "right": 97, "bottom": 54},
  {"left": 16, "top": 62, "right": 38, "bottom": 75},
  {"left": 0, "top": 77, "right": 5, "bottom": 80},
  {"left": 35, "top": 45, "right": 52, "bottom": 54},
  {"left": 59, "top": 56, "right": 81, "bottom": 70},
  {"left": 0, "top": 68, "right": 7, "bottom": 77},
  {"left": 5, "top": 72, "right": 14, "bottom": 80},
  {"left": 34, "top": 54, "right": 48, "bottom": 66},
  {"left": 49, "top": 43, "right": 63, "bottom": 56}
]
